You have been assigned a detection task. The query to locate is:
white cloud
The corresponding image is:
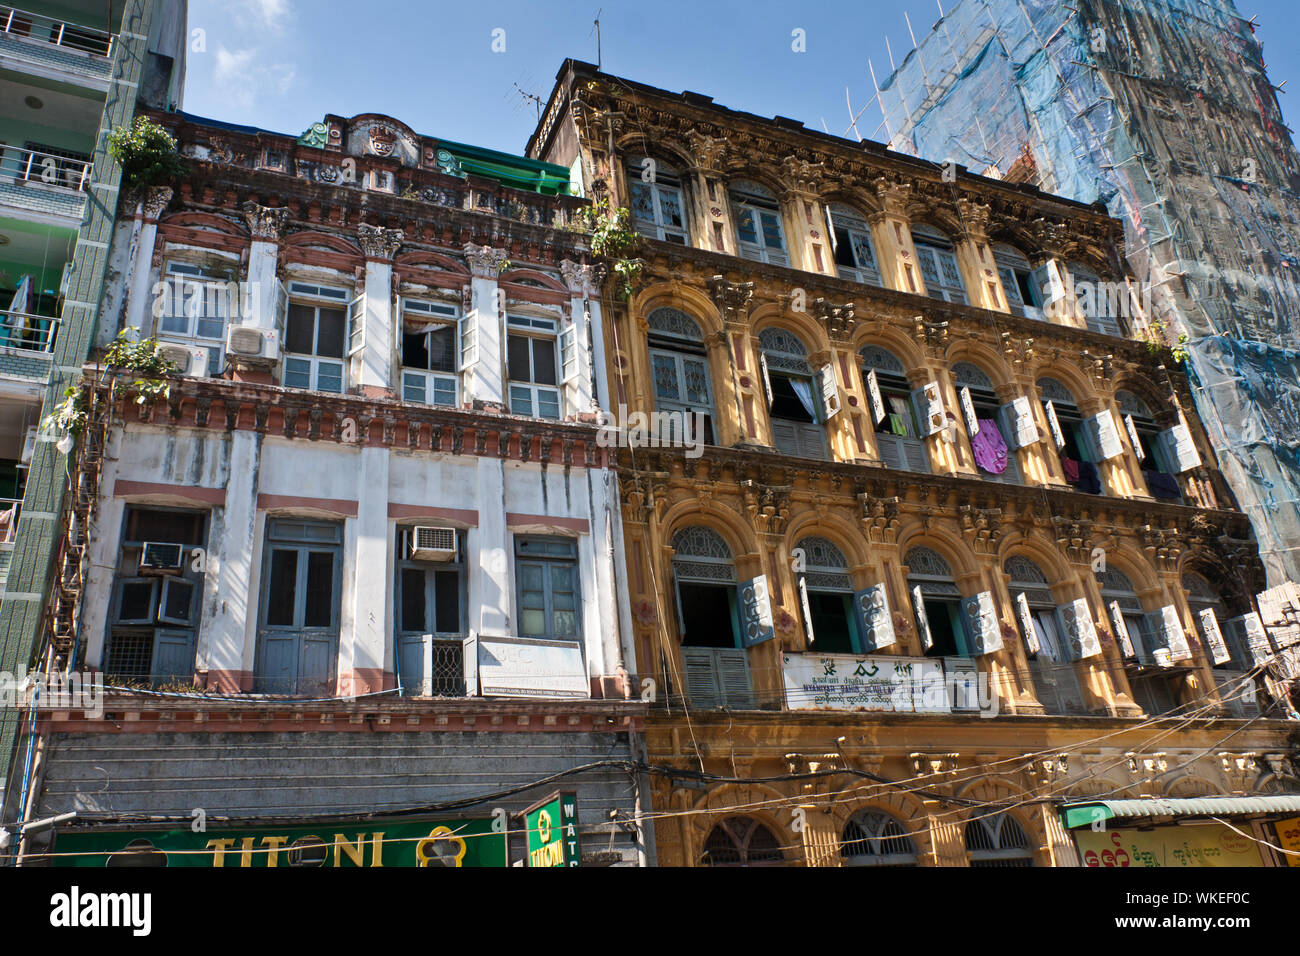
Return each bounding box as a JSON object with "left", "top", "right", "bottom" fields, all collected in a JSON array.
[
  {"left": 235, "top": 0, "right": 293, "bottom": 33},
  {"left": 214, "top": 45, "right": 296, "bottom": 110}
]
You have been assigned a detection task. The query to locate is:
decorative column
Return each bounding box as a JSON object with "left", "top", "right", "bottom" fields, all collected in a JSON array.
[
  {"left": 464, "top": 243, "right": 509, "bottom": 410},
  {"left": 954, "top": 199, "right": 1007, "bottom": 313},
  {"left": 869, "top": 178, "right": 920, "bottom": 295},
  {"left": 778, "top": 156, "right": 830, "bottom": 275},
  {"left": 684, "top": 131, "right": 736, "bottom": 255},
  {"left": 123, "top": 186, "right": 173, "bottom": 334},
  {"left": 707, "top": 277, "right": 757, "bottom": 446},
  {"left": 811, "top": 299, "right": 866, "bottom": 460},
  {"left": 1028, "top": 219, "right": 1083, "bottom": 328},
  {"left": 560, "top": 259, "right": 599, "bottom": 419},
  {"left": 239, "top": 201, "right": 289, "bottom": 331},
  {"left": 356, "top": 223, "right": 403, "bottom": 398},
  {"left": 341, "top": 444, "right": 392, "bottom": 695}
]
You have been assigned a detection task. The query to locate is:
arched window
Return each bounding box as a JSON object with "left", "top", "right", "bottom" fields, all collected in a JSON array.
[
  {"left": 953, "top": 361, "right": 1021, "bottom": 485},
  {"left": 1098, "top": 565, "right": 1184, "bottom": 715},
  {"left": 841, "top": 810, "right": 918, "bottom": 866},
  {"left": 672, "top": 527, "right": 751, "bottom": 709},
  {"left": 796, "top": 536, "right": 855, "bottom": 654},
  {"left": 760, "top": 327, "right": 828, "bottom": 460},
  {"left": 700, "top": 817, "right": 785, "bottom": 866},
  {"left": 1183, "top": 570, "right": 1260, "bottom": 716},
  {"left": 648, "top": 308, "right": 715, "bottom": 445},
  {"left": 965, "top": 813, "right": 1034, "bottom": 867},
  {"left": 730, "top": 180, "right": 787, "bottom": 265},
  {"left": 1005, "top": 555, "right": 1086, "bottom": 714},
  {"left": 627, "top": 156, "right": 688, "bottom": 244},
  {"left": 1038, "top": 377, "right": 1105, "bottom": 496},
  {"left": 911, "top": 223, "right": 967, "bottom": 304},
  {"left": 1070, "top": 262, "right": 1129, "bottom": 337},
  {"left": 861, "top": 345, "right": 929, "bottom": 473},
  {"left": 827, "top": 203, "right": 882, "bottom": 286},
  {"left": 993, "top": 245, "right": 1042, "bottom": 319},
  {"left": 905, "top": 546, "right": 970, "bottom": 659},
  {"left": 1117, "top": 389, "right": 1182, "bottom": 502}
]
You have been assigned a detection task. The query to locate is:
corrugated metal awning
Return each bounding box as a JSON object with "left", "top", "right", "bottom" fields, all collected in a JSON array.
[{"left": 1061, "top": 795, "right": 1300, "bottom": 830}]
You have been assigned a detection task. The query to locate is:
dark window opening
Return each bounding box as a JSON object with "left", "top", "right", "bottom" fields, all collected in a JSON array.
[
  {"left": 769, "top": 375, "right": 816, "bottom": 423},
  {"left": 678, "top": 583, "right": 738, "bottom": 648},
  {"left": 808, "top": 591, "right": 855, "bottom": 654}
]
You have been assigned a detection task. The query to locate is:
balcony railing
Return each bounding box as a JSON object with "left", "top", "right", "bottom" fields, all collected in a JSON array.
[
  {"left": 1, "top": 144, "right": 91, "bottom": 192},
  {"left": 0, "top": 497, "right": 20, "bottom": 545},
  {"left": 0, "top": 310, "right": 58, "bottom": 354},
  {"left": 1, "top": 5, "right": 114, "bottom": 57}
]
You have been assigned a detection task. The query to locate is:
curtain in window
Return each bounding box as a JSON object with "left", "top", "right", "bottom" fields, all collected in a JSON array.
[{"left": 788, "top": 379, "right": 816, "bottom": 421}]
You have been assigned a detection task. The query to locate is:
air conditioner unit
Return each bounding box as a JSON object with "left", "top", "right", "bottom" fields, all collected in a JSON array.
[
  {"left": 408, "top": 526, "right": 457, "bottom": 562},
  {"left": 225, "top": 326, "right": 280, "bottom": 366},
  {"left": 139, "top": 541, "right": 185, "bottom": 574},
  {"left": 156, "top": 343, "right": 208, "bottom": 377}
]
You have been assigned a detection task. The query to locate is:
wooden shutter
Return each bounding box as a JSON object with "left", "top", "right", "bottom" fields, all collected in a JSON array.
[
  {"left": 796, "top": 574, "right": 816, "bottom": 646},
  {"left": 1082, "top": 409, "right": 1124, "bottom": 461},
  {"left": 736, "top": 575, "right": 776, "bottom": 648},
  {"left": 459, "top": 309, "right": 478, "bottom": 371},
  {"left": 1156, "top": 424, "right": 1202, "bottom": 473},
  {"left": 769, "top": 419, "right": 800, "bottom": 457},
  {"left": 1196, "top": 608, "right": 1232, "bottom": 665},
  {"left": 910, "top": 382, "right": 946, "bottom": 436},
  {"left": 817, "top": 363, "right": 841, "bottom": 419},
  {"left": 1124, "top": 414, "right": 1145, "bottom": 461},
  {"left": 273, "top": 279, "right": 288, "bottom": 333},
  {"left": 1042, "top": 400, "right": 1065, "bottom": 449},
  {"left": 347, "top": 292, "right": 366, "bottom": 356},
  {"left": 866, "top": 369, "right": 886, "bottom": 424},
  {"left": 1226, "top": 612, "right": 1273, "bottom": 667},
  {"left": 998, "top": 396, "right": 1040, "bottom": 450},
  {"left": 1015, "top": 593, "right": 1041, "bottom": 655},
  {"left": 876, "top": 433, "right": 904, "bottom": 470},
  {"left": 962, "top": 590, "right": 1003, "bottom": 656},
  {"left": 959, "top": 386, "right": 979, "bottom": 437},
  {"left": 1031, "top": 259, "right": 1067, "bottom": 313},
  {"left": 1056, "top": 598, "right": 1102, "bottom": 661},
  {"left": 152, "top": 629, "right": 196, "bottom": 684},
  {"left": 715, "top": 648, "right": 754, "bottom": 708},
  {"left": 1109, "top": 601, "right": 1137, "bottom": 659},
  {"left": 1158, "top": 605, "right": 1192, "bottom": 662},
  {"left": 682, "top": 646, "right": 723, "bottom": 708},
  {"left": 853, "top": 584, "right": 896, "bottom": 651},
  {"left": 759, "top": 351, "right": 773, "bottom": 405},
  {"left": 559, "top": 324, "right": 578, "bottom": 384},
  {"left": 911, "top": 585, "right": 934, "bottom": 652}
]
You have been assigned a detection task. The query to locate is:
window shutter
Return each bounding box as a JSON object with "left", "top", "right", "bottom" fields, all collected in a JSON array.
[
  {"left": 1015, "top": 592, "right": 1041, "bottom": 656},
  {"left": 459, "top": 309, "right": 478, "bottom": 371},
  {"left": 347, "top": 292, "right": 366, "bottom": 356},
  {"left": 274, "top": 279, "right": 288, "bottom": 333},
  {"left": 1226, "top": 612, "right": 1273, "bottom": 667},
  {"left": 1081, "top": 409, "right": 1124, "bottom": 461},
  {"left": 559, "top": 324, "right": 579, "bottom": 384},
  {"left": 959, "top": 386, "right": 979, "bottom": 437},
  {"left": 853, "top": 584, "right": 896, "bottom": 651},
  {"left": 1056, "top": 598, "right": 1102, "bottom": 661},
  {"left": 736, "top": 575, "right": 776, "bottom": 648},
  {"left": 817, "top": 363, "right": 841, "bottom": 420},
  {"left": 962, "top": 590, "right": 1003, "bottom": 656},
  {"left": 1031, "top": 259, "right": 1067, "bottom": 313},
  {"left": 152, "top": 629, "right": 196, "bottom": 684},
  {"left": 671, "top": 572, "right": 686, "bottom": 637},
  {"left": 910, "top": 382, "right": 946, "bottom": 437},
  {"left": 866, "top": 369, "right": 886, "bottom": 424},
  {"left": 1042, "top": 400, "right": 1065, "bottom": 449},
  {"left": 1196, "top": 608, "right": 1232, "bottom": 665},
  {"left": 998, "top": 396, "right": 1040, "bottom": 449},
  {"left": 911, "top": 585, "right": 934, "bottom": 652},
  {"left": 759, "top": 351, "right": 773, "bottom": 406},
  {"left": 1124, "top": 414, "right": 1145, "bottom": 461},
  {"left": 1109, "top": 601, "right": 1137, "bottom": 659},
  {"left": 1156, "top": 424, "right": 1202, "bottom": 473},
  {"left": 1158, "top": 605, "right": 1192, "bottom": 662},
  {"left": 715, "top": 648, "right": 755, "bottom": 709},
  {"left": 682, "top": 647, "right": 723, "bottom": 708},
  {"left": 769, "top": 420, "right": 799, "bottom": 457},
  {"left": 796, "top": 574, "right": 816, "bottom": 646},
  {"left": 876, "top": 433, "right": 904, "bottom": 470}
]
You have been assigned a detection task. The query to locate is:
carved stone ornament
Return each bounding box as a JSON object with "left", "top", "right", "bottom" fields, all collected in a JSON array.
[
  {"left": 357, "top": 223, "right": 403, "bottom": 260},
  {"left": 241, "top": 201, "right": 290, "bottom": 241},
  {"left": 464, "top": 243, "right": 510, "bottom": 278},
  {"left": 560, "top": 259, "right": 602, "bottom": 296},
  {"left": 141, "top": 186, "right": 173, "bottom": 222}
]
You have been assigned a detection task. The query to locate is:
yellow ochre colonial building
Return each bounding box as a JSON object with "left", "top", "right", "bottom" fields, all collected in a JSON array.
[{"left": 527, "top": 61, "right": 1300, "bottom": 867}]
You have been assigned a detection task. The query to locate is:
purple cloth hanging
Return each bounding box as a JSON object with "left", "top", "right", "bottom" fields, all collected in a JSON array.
[{"left": 971, "top": 418, "right": 1008, "bottom": 475}]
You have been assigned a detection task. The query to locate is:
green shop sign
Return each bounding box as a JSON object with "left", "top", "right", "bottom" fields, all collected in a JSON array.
[
  {"left": 52, "top": 817, "right": 506, "bottom": 868},
  {"left": 523, "top": 792, "right": 580, "bottom": 867}
]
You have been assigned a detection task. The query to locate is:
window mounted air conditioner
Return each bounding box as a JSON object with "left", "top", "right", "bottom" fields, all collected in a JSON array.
[
  {"left": 408, "top": 526, "right": 457, "bottom": 562},
  {"left": 225, "top": 326, "right": 280, "bottom": 366},
  {"left": 139, "top": 542, "right": 185, "bottom": 574},
  {"left": 156, "top": 343, "right": 208, "bottom": 378}
]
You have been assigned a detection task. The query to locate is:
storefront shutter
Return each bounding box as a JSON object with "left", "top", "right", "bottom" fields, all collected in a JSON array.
[
  {"left": 910, "top": 381, "right": 946, "bottom": 437},
  {"left": 736, "top": 575, "right": 776, "bottom": 648},
  {"left": 1055, "top": 598, "right": 1102, "bottom": 661},
  {"left": 1015, "top": 592, "right": 1041, "bottom": 655},
  {"left": 1081, "top": 409, "right": 1124, "bottom": 461},
  {"left": 1196, "top": 608, "right": 1232, "bottom": 665},
  {"left": 818, "top": 363, "right": 840, "bottom": 419},
  {"left": 911, "top": 585, "right": 934, "bottom": 652},
  {"left": 998, "top": 395, "right": 1040, "bottom": 450},
  {"left": 962, "top": 591, "right": 1003, "bottom": 656},
  {"left": 853, "top": 584, "right": 896, "bottom": 651},
  {"left": 1155, "top": 424, "right": 1202, "bottom": 473}
]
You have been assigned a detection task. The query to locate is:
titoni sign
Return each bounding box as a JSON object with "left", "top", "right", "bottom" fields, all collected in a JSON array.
[{"left": 523, "top": 792, "right": 580, "bottom": 867}]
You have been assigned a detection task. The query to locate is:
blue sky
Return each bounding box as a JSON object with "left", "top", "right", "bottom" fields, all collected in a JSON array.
[{"left": 182, "top": 0, "right": 1300, "bottom": 160}]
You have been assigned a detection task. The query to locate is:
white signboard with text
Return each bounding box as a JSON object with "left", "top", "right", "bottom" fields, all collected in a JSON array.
[
  {"left": 782, "top": 652, "right": 948, "bottom": 713},
  {"left": 477, "top": 636, "right": 589, "bottom": 699}
]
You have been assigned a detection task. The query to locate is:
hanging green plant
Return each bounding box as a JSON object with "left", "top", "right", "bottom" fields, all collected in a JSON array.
[
  {"left": 581, "top": 197, "right": 645, "bottom": 300},
  {"left": 107, "top": 115, "right": 186, "bottom": 192},
  {"left": 41, "top": 387, "right": 87, "bottom": 440},
  {"left": 103, "top": 328, "right": 181, "bottom": 405}
]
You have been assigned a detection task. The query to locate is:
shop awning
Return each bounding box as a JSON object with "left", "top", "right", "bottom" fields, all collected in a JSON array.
[{"left": 1061, "top": 795, "right": 1300, "bottom": 830}]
